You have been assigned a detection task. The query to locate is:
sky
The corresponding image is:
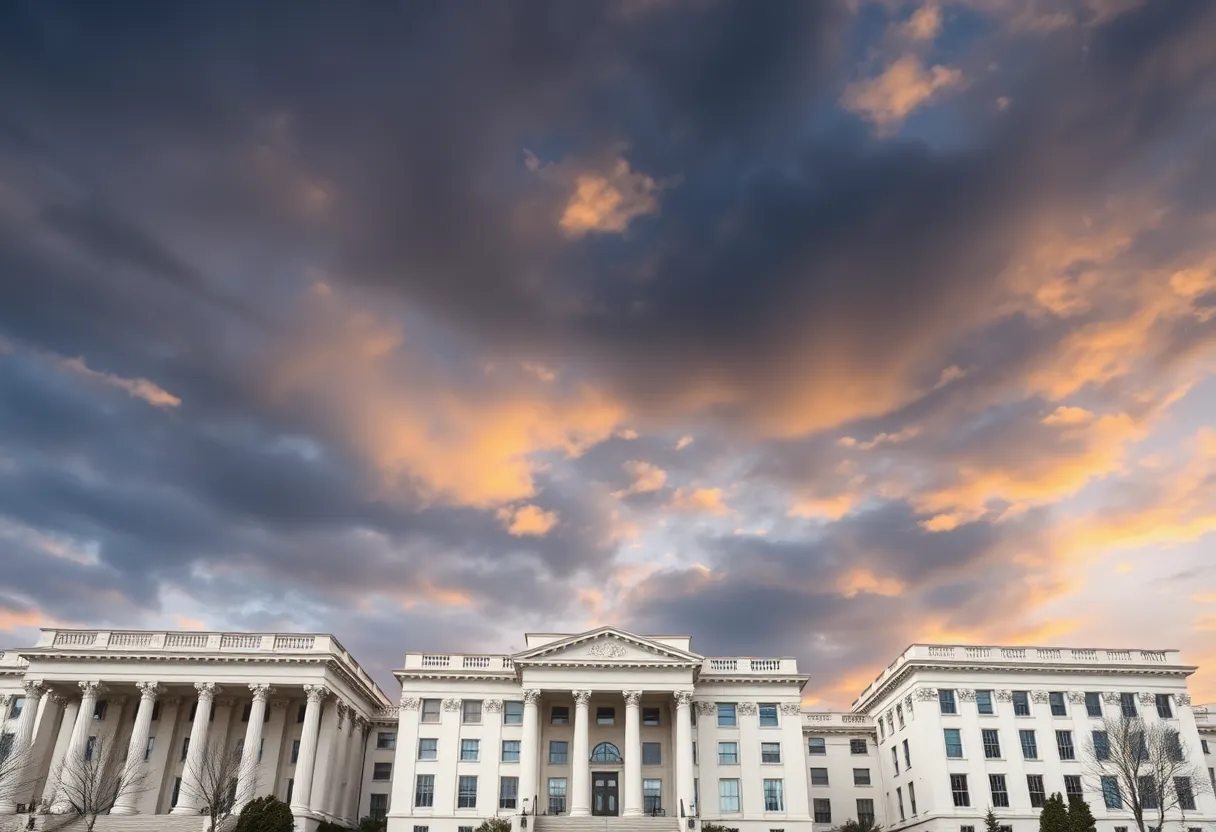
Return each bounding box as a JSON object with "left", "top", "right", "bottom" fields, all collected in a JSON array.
[{"left": 1, "top": 0, "right": 1215, "bottom": 709}]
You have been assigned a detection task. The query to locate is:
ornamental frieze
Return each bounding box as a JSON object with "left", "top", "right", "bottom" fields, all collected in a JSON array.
[
  {"left": 1030, "top": 690, "right": 1050, "bottom": 703},
  {"left": 913, "top": 687, "right": 938, "bottom": 701},
  {"left": 694, "top": 701, "right": 717, "bottom": 716},
  {"left": 736, "top": 701, "right": 758, "bottom": 716},
  {"left": 442, "top": 698, "right": 463, "bottom": 711},
  {"left": 779, "top": 702, "right": 802, "bottom": 715}
]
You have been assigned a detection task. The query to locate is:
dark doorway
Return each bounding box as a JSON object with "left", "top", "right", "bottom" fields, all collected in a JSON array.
[{"left": 592, "top": 771, "right": 619, "bottom": 816}]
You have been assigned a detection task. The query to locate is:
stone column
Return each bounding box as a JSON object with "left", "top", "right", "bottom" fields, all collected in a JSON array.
[
  {"left": 336, "top": 713, "right": 360, "bottom": 823},
  {"left": 309, "top": 697, "right": 341, "bottom": 818},
  {"left": 45, "top": 697, "right": 80, "bottom": 812},
  {"left": 51, "top": 683, "right": 104, "bottom": 812},
  {"left": 569, "top": 690, "right": 592, "bottom": 817},
  {"left": 236, "top": 684, "right": 274, "bottom": 809},
  {"left": 519, "top": 690, "right": 540, "bottom": 816},
  {"left": 290, "top": 684, "right": 328, "bottom": 815},
  {"left": 0, "top": 681, "right": 46, "bottom": 813},
  {"left": 170, "top": 682, "right": 216, "bottom": 815},
  {"left": 111, "top": 683, "right": 162, "bottom": 815},
  {"left": 674, "top": 691, "right": 695, "bottom": 818},
  {"left": 622, "top": 691, "right": 643, "bottom": 817}
]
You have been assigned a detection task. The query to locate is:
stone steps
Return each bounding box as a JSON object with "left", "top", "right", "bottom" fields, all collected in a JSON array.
[
  {"left": 4, "top": 814, "right": 211, "bottom": 832},
  {"left": 534, "top": 817, "right": 681, "bottom": 832}
]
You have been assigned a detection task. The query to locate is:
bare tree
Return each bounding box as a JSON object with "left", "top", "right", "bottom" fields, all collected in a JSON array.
[
  {"left": 1083, "top": 715, "right": 1213, "bottom": 832},
  {"left": 0, "top": 741, "right": 34, "bottom": 809},
  {"left": 179, "top": 737, "right": 257, "bottom": 832},
  {"left": 47, "top": 738, "right": 150, "bottom": 832}
]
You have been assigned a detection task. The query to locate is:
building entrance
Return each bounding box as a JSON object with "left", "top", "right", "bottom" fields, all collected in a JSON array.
[{"left": 591, "top": 771, "right": 619, "bottom": 816}]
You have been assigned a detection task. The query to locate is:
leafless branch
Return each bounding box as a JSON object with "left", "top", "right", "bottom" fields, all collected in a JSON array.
[
  {"left": 46, "top": 738, "right": 151, "bottom": 832},
  {"left": 0, "top": 743, "right": 35, "bottom": 806},
  {"left": 179, "top": 737, "right": 257, "bottom": 832}
]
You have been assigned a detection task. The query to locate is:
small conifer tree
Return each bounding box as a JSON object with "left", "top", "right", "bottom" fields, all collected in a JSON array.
[
  {"left": 984, "top": 807, "right": 1001, "bottom": 832},
  {"left": 1068, "top": 796, "right": 1097, "bottom": 832},
  {"left": 1039, "top": 793, "right": 1070, "bottom": 832}
]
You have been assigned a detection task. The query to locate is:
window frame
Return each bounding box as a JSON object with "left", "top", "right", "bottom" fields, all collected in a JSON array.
[
  {"left": 551, "top": 706, "right": 570, "bottom": 725},
  {"left": 462, "top": 700, "right": 483, "bottom": 725},
  {"left": 503, "top": 701, "right": 524, "bottom": 725},
  {"left": 499, "top": 776, "right": 519, "bottom": 810},
  {"left": 372, "top": 762, "right": 393, "bottom": 781},
  {"left": 719, "top": 741, "right": 739, "bottom": 765},
  {"left": 975, "top": 690, "right": 994, "bottom": 715},
  {"left": 982, "top": 728, "right": 1001, "bottom": 759},
  {"left": 719, "top": 778, "right": 741, "bottom": 813},
  {"left": 758, "top": 703, "right": 779, "bottom": 728},
  {"left": 939, "top": 689, "right": 958, "bottom": 715},
  {"left": 717, "top": 703, "right": 737, "bottom": 728},
  {"left": 1012, "top": 690, "right": 1031, "bottom": 716},
  {"left": 418, "top": 737, "right": 438, "bottom": 761},
  {"left": 951, "top": 774, "right": 970, "bottom": 808},
  {"left": 761, "top": 742, "right": 782, "bottom": 764},
  {"left": 1019, "top": 729, "right": 1038, "bottom": 760},
  {"left": 501, "top": 740, "right": 521, "bottom": 763},
  {"left": 813, "top": 796, "right": 831, "bottom": 823},
  {"left": 548, "top": 777, "right": 568, "bottom": 815},
  {"left": 1085, "top": 692, "right": 1103, "bottom": 718},
  {"left": 549, "top": 740, "right": 569, "bottom": 765},
  {"left": 377, "top": 731, "right": 397, "bottom": 750},
  {"left": 1049, "top": 692, "right": 1067, "bottom": 717},
  {"left": 810, "top": 767, "right": 829, "bottom": 786},
  {"left": 944, "top": 728, "right": 964, "bottom": 759},
  {"left": 1027, "top": 774, "right": 1046, "bottom": 808},
  {"left": 641, "top": 742, "right": 662, "bottom": 766},
  {"left": 853, "top": 768, "right": 871, "bottom": 786},
  {"left": 457, "top": 775, "right": 478, "bottom": 809},
  {"left": 420, "top": 699, "right": 441, "bottom": 723},
  {"left": 1057, "top": 730, "right": 1076, "bottom": 761},
  {"left": 989, "top": 774, "right": 1009, "bottom": 808},
  {"left": 764, "top": 779, "right": 785, "bottom": 813},
  {"left": 596, "top": 706, "right": 616, "bottom": 726},
  {"left": 808, "top": 737, "right": 826, "bottom": 755},
  {"left": 850, "top": 738, "right": 868, "bottom": 755},
  {"left": 460, "top": 739, "right": 480, "bottom": 762},
  {"left": 415, "top": 774, "right": 436, "bottom": 808}
]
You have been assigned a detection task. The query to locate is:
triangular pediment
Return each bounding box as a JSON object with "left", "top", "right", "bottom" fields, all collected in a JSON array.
[{"left": 512, "top": 627, "right": 703, "bottom": 665}]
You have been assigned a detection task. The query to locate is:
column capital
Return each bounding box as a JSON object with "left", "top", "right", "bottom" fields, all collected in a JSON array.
[
  {"left": 249, "top": 683, "right": 276, "bottom": 702},
  {"left": 572, "top": 690, "right": 592, "bottom": 707},
  {"left": 46, "top": 691, "right": 69, "bottom": 706},
  {"left": 194, "top": 681, "right": 218, "bottom": 701},
  {"left": 336, "top": 700, "right": 349, "bottom": 728},
  {"left": 22, "top": 680, "right": 47, "bottom": 699},
  {"left": 623, "top": 690, "right": 642, "bottom": 707},
  {"left": 0, "top": 694, "right": 10, "bottom": 709},
  {"left": 78, "top": 681, "right": 107, "bottom": 697},
  {"left": 523, "top": 689, "right": 542, "bottom": 706},
  {"left": 400, "top": 695, "right": 422, "bottom": 710},
  {"left": 135, "top": 682, "right": 164, "bottom": 701},
  {"left": 673, "top": 691, "right": 693, "bottom": 708},
  {"left": 303, "top": 684, "right": 330, "bottom": 704}
]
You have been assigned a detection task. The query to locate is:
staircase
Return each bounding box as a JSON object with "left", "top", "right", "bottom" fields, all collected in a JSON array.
[
  {"left": 534, "top": 816, "right": 681, "bottom": 832},
  {"left": 7, "top": 815, "right": 210, "bottom": 832}
]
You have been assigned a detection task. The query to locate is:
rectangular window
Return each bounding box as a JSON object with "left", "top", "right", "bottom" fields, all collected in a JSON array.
[
  {"left": 551, "top": 706, "right": 569, "bottom": 725},
  {"left": 285, "top": 779, "right": 293, "bottom": 804},
  {"left": 642, "top": 742, "right": 662, "bottom": 765},
  {"left": 462, "top": 700, "right": 482, "bottom": 724},
  {"left": 1057, "top": 730, "right": 1076, "bottom": 761},
  {"left": 976, "top": 690, "right": 994, "bottom": 715},
  {"left": 84, "top": 736, "right": 97, "bottom": 762},
  {"left": 1049, "top": 692, "right": 1067, "bottom": 717},
  {"left": 854, "top": 768, "right": 871, "bottom": 786},
  {"left": 549, "top": 778, "right": 567, "bottom": 815},
  {"left": 1144, "top": 776, "right": 1162, "bottom": 810},
  {"left": 951, "top": 774, "right": 970, "bottom": 807},
  {"left": 421, "top": 699, "right": 441, "bottom": 723},
  {"left": 414, "top": 827, "right": 428, "bottom": 832},
  {"left": 144, "top": 736, "right": 155, "bottom": 761},
  {"left": 1102, "top": 776, "right": 1122, "bottom": 809},
  {"left": 891, "top": 746, "right": 899, "bottom": 774},
  {"left": 759, "top": 703, "right": 779, "bottom": 727},
  {"left": 810, "top": 768, "right": 829, "bottom": 786},
  {"left": 1013, "top": 691, "right": 1030, "bottom": 716},
  {"left": 1064, "top": 775, "right": 1083, "bottom": 801},
  {"left": 857, "top": 799, "right": 875, "bottom": 826},
  {"left": 983, "top": 729, "right": 1001, "bottom": 759},
  {"left": 1019, "top": 729, "right": 1038, "bottom": 760},
  {"left": 1156, "top": 694, "right": 1174, "bottom": 719},
  {"left": 93, "top": 700, "right": 108, "bottom": 720},
  {"left": 644, "top": 779, "right": 662, "bottom": 815},
  {"left": 944, "top": 728, "right": 964, "bottom": 758},
  {"left": 549, "top": 741, "right": 568, "bottom": 764},
  {"left": 502, "top": 740, "right": 520, "bottom": 763},
  {"left": 296, "top": 704, "right": 307, "bottom": 724},
  {"left": 373, "top": 762, "right": 392, "bottom": 781},
  {"left": 990, "top": 774, "right": 1009, "bottom": 808},
  {"left": 939, "top": 689, "right": 957, "bottom": 715},
  {"left": 908, "top": 782, "right": 917, "bottom": 815},
  {"left": 761, "top": 742, "right": 782, "bottom": 764},
  {"left": 504, "top": 701, "right": 524, "bottom": 725},
  {"left": 897, "top": 704, "right": 905, "bottom": 727},
  {"left": 241, "top": 702, "right": 252, "bottom": 722},
  {"left": 1121, "top": 692, "right": 1138, "bottom": 717},
  {"left": 719, "top": 779, "right": 741, "bottom": 812},
  {"left": 415, "top": 774, "right": 435, "bottom": 808},
  {"left": 718, "top": 703, "right": 737, "bottom": 727},
  {"left": 719, "top": 742, "right": 739, "bottom": 764},
  {"left": 183, "top": 737, "right": 191, "bottom": 762},
  {"left": 1085, "top": 692, "right": 1103, "bottom": 718},
  {"left": 172, "top": 776, "right": 181, "bottom": 808},
  {"left": 1176, "top": 777, "right": 1196, "bottom": 810},
  {"left": 369, "top": 793, "right": 389, "bottom": 820},
  {"left": 378, "top": 731, "right": 397, "bottom": 750},
  {"left": 764, "top": 780, "right": 785, "bottom": 812},
  {"left": 597, "top": 706, "right": 615, "bottom": 726},
  {"left": 896, "top": 788, "right": 905, "bottom": 821},
  {"left": 1202, "top": 739, "right": 1210, "bottom": 754},
  {"left": 850, "top": 738, "right": 867, "bottom": 755},
  {"left": 1093, "top": 730, "right": 1109, "bottom": 760},
  {"left": 808, "top": 737, "right": 826, "bottom": 755},
  {"left": 500, "top": 776, "right": 519, "bottom": 809},
  {"left": 258, "top": 737, "right": 264, "bottom": 763},
  {"left": 693, "top": 741, "right": 698, "bottom": 766},
  {"left": 418, "top": 738, "right": 438, "bottom": 760},
  {"left": 903, "top": 739, "right": 911, "bottom": 768},
  {"left": 7, "top": 699, "right": 22, "bottom": 720},
  {"left": 813, "top": 797, "right": 831, "bottom": 823},
  {"left": 457, "top": 775, "right": 478, "bottom": 809},
  {"left": 1028, "top": 775, "right": 1046, "bottom": 808},
  {"left": 643, "top": 707, "right": 661, "bottom": 726},
  {"left": 460, "top": 739, "right": 480, "bottom": 761}
]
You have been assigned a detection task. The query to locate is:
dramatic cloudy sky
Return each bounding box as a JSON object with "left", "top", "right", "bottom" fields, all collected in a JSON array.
[{"left": 2, "top": 0, "right": 1216, "bottom": 707}]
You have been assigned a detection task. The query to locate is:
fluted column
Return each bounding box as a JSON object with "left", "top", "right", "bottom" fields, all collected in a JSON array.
[
  {"left": 51, "top": 683, "right": 104, "bottom": 812},
  {"left": 171, "top": 682, "right": 216, "bottom": 815},
  {"left": 519, "top": 690, "right": 540, "bottom": 815},
  {"left": 111, "top": 683, "right": 162, "bottom": 815},
  {"left": 290, "top": 684, "right": 328, "bottom": 815},
  {"left": 674, "top": 691, "right": 695, "bottom": 818},
  {"left": 0, "top": 682, "right": 45, "bottom": 813},
  {"left": 235, "top": 683, "right": 274, "bottom": 809},
  {"left": 569, "top": 691, "right": 592, "bottom": 817},
  {"left": 45, "top": 697, "right": 79, "bottom": 812},
  {"left": 622, "top": 691, "right": 643, "bottom": 817}
]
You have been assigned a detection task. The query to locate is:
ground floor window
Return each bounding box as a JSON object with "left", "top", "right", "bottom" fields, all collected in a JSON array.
[
  {"left": 370, "top": 793, "right": 388, "bottom": 819},
  {"left": 458, "top": 776, "right": 478, "bottom": 809},
  {"left": 644, "top": 779, "right": 662, "bottom": 814},
  {"left": 719, "top": 779, "right": 740, "bottom": 812},
  {"left": 500, "top": 777, "right": 518, "bottom": 810},
  {"left": 549, "top": 777, "right": 568, "bottom": 815},
  {"left": 415, "top": 775, "right": 435, "bottom": 808},
  {"left": 764, "top": 779, "right": 785, "bottom": 812}
]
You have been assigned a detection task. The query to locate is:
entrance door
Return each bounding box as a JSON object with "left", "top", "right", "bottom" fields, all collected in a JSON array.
[{"left": 592, "top": 772, "right": 619, "bottom": 816}]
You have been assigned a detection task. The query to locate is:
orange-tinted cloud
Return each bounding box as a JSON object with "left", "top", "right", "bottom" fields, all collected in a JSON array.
[
  {"left": 612, "top": 460, "right": 668, "bottom": 497},
  {"left": 497, "top": 503, "right": 560, "bottom": 537},
  {"left": 837, "top": 568, "right": 905, "bottom": 598},
  {"left": 51, "top": 354, "right": 181, "bottom": 408},
  {"left": 840, "top": 55, "right": 963, "bottom": 129},
  {"left": 669, "top": 486, "right": 733, "bottom": 516}
]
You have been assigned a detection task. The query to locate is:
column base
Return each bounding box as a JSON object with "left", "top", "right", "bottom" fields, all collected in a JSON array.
[
  {"left": 169, "top": 805, "right": 198, "bottom": 815},
  {"left": 569, "top": 808, "right": 591, "bottom": 817},
  {"left": 109, "top": 805, "right": 139, "bottom": 815},
  {"left": 0, "top": 802, "right": 16, "bottom": 815},
  {"left": 622, "top": 808, "right": 643, "bottom": 817}
]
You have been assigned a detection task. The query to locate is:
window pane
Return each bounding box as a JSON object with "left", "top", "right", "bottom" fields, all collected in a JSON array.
[
  {"left": 939, "top": 690, "right": 957, "bottom": 715},
  {"left": 758, "top": 704, "right": 779, "bottom": 727},
  {"left": 549, "top": 741, "right": 569, "bottom": 764},
  {"left": 717, "top": 703, "right": 736, "bottom": 727},
  {"left": 809, "top": 737, "right": 826, "bottom": 755},
  {"left": 976, "top": 690, "right": 993, "bottom": 714},
  {"left": 504, "top": 701, "right": 524, "bottom": 724},
  {"left": 764, "top": 779, "right": 785, "bottom": 812}
]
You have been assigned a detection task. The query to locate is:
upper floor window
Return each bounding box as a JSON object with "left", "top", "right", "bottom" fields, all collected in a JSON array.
[
  {"left": 758, "top": 703, "right": 779, "bottom": 727},
  {"left": 850, "top": 739, "right": 868, "bottom": 755},
  {"left": 8, "top": 699, "right": 23, "bottom": 720},
  {"left": 896, "top": 703, "right": 905, "bottom": 727},
  {"left": 1156, "top": 695, "right": 1174, "bottom": 719},
  {"left": 373, "top": 762, "right": 392, "bottom": 781},
  {"left": 460, "top": 739, "right": 480, "bottom": 761},
  {"left": 719, "top": 742, "right": 739, "bottom": 765},
  {"left": 642, "top": 742, "right": 661, "bottom": 765},
  {"left": 591, "top": 742, "right": 622, "bottom": 763},
  {"left": 1012, "top": 691, "right": 1030, "bottom": 716},
  {"left": 504, "top": 701, "right": 524, "bottom": 725},
  {"left": 643, "top": 707, "right": 661, "bottom": 726},
  {"left": 1120, "top": 692, "right": 1138, "bottom": 718},
  {"left": 549, "top": 741, "right": 569, "bottom": 764},
  {"left": 462, "top": 700, "right": 482, "bottom": 724},
  {"left": 597, "top": 707, "right": 615, "bottom": 726},
  {"left": 420, "top": 699, "right": 441, "bottom": 723},
  {"left": 1085, "top": 692, "right": 1103, "bottom": 718},
  {"left": 717, "top": 703, "right": 737, "bottom": 727},
  {"left": 808, "top": 737, "right": 826, "bottom": 755},
  {"left": 1049, "top": 692, "right": 1067, "bottom": 717},
  {"left": 551, "top": 706, "right": 570, "bottom": 725},
  {"left": 975, "top": 690, "right": 994, "bottom": 715},
  {"left": 939, "top": 690, "right": 957, "bottom": 715},
  {"left": 761, "top": 742, "right": 781, "bottom": 763},
  {"left": 377, "top": 732, "right": 397, "bottom": 750},
  {"left": 944, "top": 728, "right": 963, "bottom": 758},
  {"left": 93, "top": 700, "right": 109, "bottom": 721}
]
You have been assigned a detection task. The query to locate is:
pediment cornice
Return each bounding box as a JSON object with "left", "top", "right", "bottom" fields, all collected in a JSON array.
[{"left": 511, "top": 627, "right": 703, "bottom": 667}]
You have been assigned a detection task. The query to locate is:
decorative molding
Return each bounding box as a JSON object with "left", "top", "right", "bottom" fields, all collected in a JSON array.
[
  {"left": 442, "top": 697, "right": 463, "bottom": 712},
  {"left": 913, "top": 687, "right": 938, "bottom": 701},
  {"left": 674, "top": 691, "right": 694, "bottom": 708},
  {"left": 994, "top": 690, "right": 1013, "bottom": 702},
  {"left": 46, "top": 691, "right": 68, "bottom": 706},
  {"left": 337, "top": 700, "right": 349, "bottom": 728},
  {"left": 904, "top": 694, "right": 915, "bottom": 710},
  {"left": 400, "top": 696, "right": 422, "bottom": 711},
  {"left": 623, "top": 691, "right": 642, "bottom": 708},
  {"left": 1066, "top": 691, "right": 1086, "bottom": 704},
  {"left": 694, "top": 701, "right": 717, "bottom": 716},
  {"left": 1102, "top": 691, "right": 1122, "bottom": 704},
  {"left": 957, "top": 689, "right": 976, "bottom": 702},
  {"left": 523, "top": 690, "right": 542, "bottom": 706},
  {"left": 572, "top": 691, "right": 592, "bottom": 707},
  {"left": 135, "top": 682, "right": 164, "bottom": 701},
  {"left": 736, "top": 701, "right": 758, "bottom": 715},
  {"left": 0, "top": 694, "right": 10, "bottom": 709},
  {"left": 1030, "top": 690, "right": 1050, "bottom": 704},
  {"left": 249, "top": 683, "right": 275, "bottom": 702},
  {"left": 1177, "top": 693, "right": 1192, "bottom": 707},
  {"left": 303, "top": 684, "right": 330, "bottom": 704},
  {"left": 586, "top": 640, "right": 629, "bottom": 659},
  {"left": 779, "top": 702, "right": 801, "bottom": 715},
  {"left": 22, "top": 680, "right": 47, "bottom": 699},
  {"left": 484, "top": 699, "right": 504, "bottom": 713},
  {"left": 194, "top": 681, "right": 217, "bottom": 701},
  {"left": 79, "top": 681, "right": 108, "bottom": 697},
  {"left": 1138, "top": 692, "right": 1155, "bottom": 705}
]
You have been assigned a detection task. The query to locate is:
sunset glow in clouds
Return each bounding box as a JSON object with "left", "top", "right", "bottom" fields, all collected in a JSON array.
[{"left": 1, "top": 0, "right": 1216, "bottom": 705}]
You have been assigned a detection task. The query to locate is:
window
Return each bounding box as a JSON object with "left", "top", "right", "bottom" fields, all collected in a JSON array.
[
  {"left": 903, "top": 739, "right": 911, "bottom": 768},
  {"left": 644, "top": 779, "right": 662, "bottom": 815},
  {"left": 983, "top": 729, "right": 1001, "bottom": 759},
  {"left": 962, "top": 827, "right": 976, "bottom": 832},
  {"left": 258, "top": 737, "right": 264, "bottom": 763},
  {"left": 591, "top": 742, "right": 622, "bottom": 762},
  {"left": 878, "top": 720, "right": 884, "bottom": 741},
  {"left": 551, "top": 706, "right": 569, "bottom": 725},
  {"left": 854, "top": 768, "right": 871, "bottom": 786},
  {"left": 369, "top": 793, "right": 388, "bottom": 820},
  {"left": 86, "top": 735, "right": 100, "bottom": 762},
  {"left": 762, "top": 742, "right": 782, "bottom": 764},
  {"left": 1049, "top": 692, "right": 1067, "bottom": 717},
  {"left": 764, "top": 780, "right": 785, "bottom": 812},
  {"left": 1102, "top": 777, "right": 1122, "bottom": 809},
  {"left": 597, "top": 706, "right": 615, "bottom": 726},
  {"left": 7, "top": 699, "right": 22, "bottom": 720},
  {"left": 297, "top": 703, "right": 307, "bottom": 724},
  {"left": 939, "top": 689, "right": 957, "bottom": 715},
  {"left": 1133, "top": 731, "right": 1148, "bottom": 761},
  {"left": 373, "top": 762, "right": 392, "bottom": 781},
  {"left": 415, "top": 774, "right": 435, "bottom": 808},
  {"left": 759, "top": 703, "right": 779, "bottom": 727},
  {"left": 457, "top": 775, "right": 477, "bottom": 809},
  {"left": 850, "top": 738, "right": 867, "bottom": 755},
  {"left": 549, "top": 741, "right": 568, "bottom": 764},
  {"left": 144, "top": 736, "right": 155, "bottom": 761},
  {"left": 718, "top": 703, "right": 737, "bottom": 727},
  {"left": 418, "top": 738, "right": 438, "bottom": 760},
  {"left": 857, "top": 799, "right": 875, "bottom": 825},
  {"left": 377, "top": 731, "right": 397, "bottom": 750},
  {"left": 93, "top": 700, "right": 108, "bottom": 720},
  {"left": 976, "top": 690, "right": 994, "bottom": 715},
  {"left": 896, "top": 788, "right": 905, "bottom": 821},
  {"left": 414, "top": 827, "right": 429, "bottom": 832},
  {"left": 241, "top": 702, "right": 252, "bottom": 722},
  {"left": 1202, "top": 739, "right": 1210, "bottom": 754},
  {"left": 462, "top": 700, "right": 482, "bottom": 724},
  {"left": 1019, "top": 729, "right": 1038, "bottom": 760},
  {"left": 719, "top": 779, "right": 741, "bottom": 812},
  {"left": 548, "top": 778, "right": 567, "bottom": 815},
  {"left": 908, "top": 782, "right": 917, "bottom": 815},
  {"left": 891, "top": 746, "right": 899, "bottom": 774},
  {"left": 897, "top": 704, "right": 905, "bottom": 727},
  {"left": 1085, "top": 692, "right": 1103, "bottom": 717},
  {"left": 285, "top": 779, "right": 293, "bottom": 804},
  {"left": 808, "top": 737, "right": 826, "bottom": 755},
  {"left": 642, "top": 742, "right": 661, "bottom": 765},
  {"left": 1093, "top": 730, "right": 1110, "bottom": 760},
  {"left": 813, "top": 797, "right": 830, "bottom": 822},
  {"left": 1176, "top": 777, "right": 1196, "bottom": 811},
  {"left": 421, "top": 699, "right": 441, "bottom": 723},
  {"left": 810, "top": 768, "right": 829, "bottom": 786},
  {"left": 944, "top": 728, "right": 963, "bottom": 758},
  {"left": 500, "top": 776, "right": 518, "bottom": 809},
  {"left": 1027, "top": 775, "right": 1046, "bottom": 808},
  {"left": 1121, "top": 692, "right": 1138, "bottom": 717},
  {"left": 183, "top": 737, "right": 192, "bottom": 762},
  {"left": 1057, "top": 730, "right": 1076, "bottom": 761},
  {"left": 504, "top": 701, "right": 524, "bottom": 725},
  {"left": 1013, "top": 691, "right": 1031, "bottom": 716},
  {"left": 502, "top": 740, "right": 520, "bottom": 763},
  {"left": 643, "top": 707, "right": 661, "bottom": 726},
  {"left": 1064, "top": 775, "right": 1083, "bottom": 801},
  {"left": 693, "top": 741, "right": 698, "bottom": 766},
  {"left": 172, "top": 777, "right": 181, "bottom": 808},
  {"left": 951, "top": 774, "right": 970, "bottom": 807},
  {"left": 989, "top": 774, "right": 1009, "bottom": 808},
  {"left": 720, "top": 742, "right": 739, "bottom": 765},
  {"left": 1147, "top": 692, "right": 1173, "bottom": 719}
]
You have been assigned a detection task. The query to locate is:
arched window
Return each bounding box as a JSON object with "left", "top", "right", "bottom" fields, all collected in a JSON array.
[{"left": 591, "top": 742, "right": 622, "bottom": 762}]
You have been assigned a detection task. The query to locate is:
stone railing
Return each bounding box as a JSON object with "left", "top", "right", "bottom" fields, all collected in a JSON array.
[
  {"left": 702, "top": 657, "right": 799, "bottom": 675},
  {"left": 403, "top": 653, "right": 515, "bottom": 672}
]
